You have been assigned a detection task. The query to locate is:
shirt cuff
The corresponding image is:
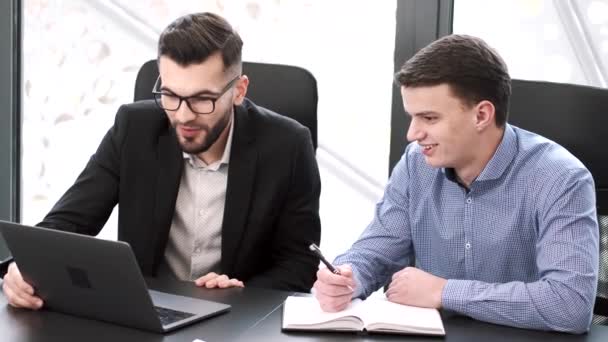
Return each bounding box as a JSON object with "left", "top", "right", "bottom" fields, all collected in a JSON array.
[
  {"left": 351, "top": 271, "right": 365, "bottom": 299},
  {"left": 441, "top": 279, "right": 471, "bottom": 312}
]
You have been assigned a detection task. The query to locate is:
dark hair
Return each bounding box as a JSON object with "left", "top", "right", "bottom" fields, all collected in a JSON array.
[
  {"left": 158, "top": 12, "right": 243, "bottom": 70},
  {"left": 395, "top": 34, "right": 511, "bottom": 127}
]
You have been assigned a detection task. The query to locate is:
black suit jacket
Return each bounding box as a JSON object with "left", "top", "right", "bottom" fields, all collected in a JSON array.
[{"left": 35, "top": 98, "right": 321, "bottom": 292}]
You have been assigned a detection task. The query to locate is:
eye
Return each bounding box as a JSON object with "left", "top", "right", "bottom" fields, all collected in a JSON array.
[
  {"left": 189, "top": 96, "right": 214, "bottom": 104},
  {"left": 422, "top": 116, "right": 436, "bottom": 122}
]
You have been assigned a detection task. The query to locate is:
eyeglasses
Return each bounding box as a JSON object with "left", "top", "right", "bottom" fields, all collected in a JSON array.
[{"left": 152, "top": 75, "right": 240, "bottom": 115}]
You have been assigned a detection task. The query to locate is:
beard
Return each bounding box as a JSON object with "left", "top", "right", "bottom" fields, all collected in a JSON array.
[{"left": 174, "top": 107, "right": 233, "bottom": 155}]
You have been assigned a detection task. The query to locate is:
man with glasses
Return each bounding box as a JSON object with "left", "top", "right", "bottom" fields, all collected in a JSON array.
[{"left": 2, "top": 12, "right": 321, "bottom": 310}]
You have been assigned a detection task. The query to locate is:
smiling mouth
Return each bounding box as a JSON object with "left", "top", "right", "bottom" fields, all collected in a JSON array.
[{"left": 421, "top": 144, "right": 438, "bottom": 151}]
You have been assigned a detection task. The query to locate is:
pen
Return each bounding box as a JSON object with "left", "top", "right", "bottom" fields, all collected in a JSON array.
[{"left": 309, "top": 243, "right": 354, "bottom": 292}]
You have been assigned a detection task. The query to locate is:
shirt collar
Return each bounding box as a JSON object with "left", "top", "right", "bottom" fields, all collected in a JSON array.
[
  {"left": 476, "top": 124, "right": 517, "bottom": 181},
  {"left": 443, "top": 124, "right": 518, "bottom": 183},
  {"left": 182, "top": 114, "right": 235, "bottom": 170}
]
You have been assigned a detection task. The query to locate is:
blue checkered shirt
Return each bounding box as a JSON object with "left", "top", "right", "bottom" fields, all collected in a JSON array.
[{"left": 334, "top": 124, "right": 599, "bottom": 333}]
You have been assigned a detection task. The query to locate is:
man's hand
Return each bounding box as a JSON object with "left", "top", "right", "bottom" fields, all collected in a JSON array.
[
  {"left": 313, "top": 265, "right": 356, "bottom": 312},
  {"left": 194, "top": 272, "right": 244, "bottom": 289},
  {"left": 385, "top": 267, "right": 447, "bottom": 308},
  {"left": 2, "top": 262, "right": 44, "bottom": 310}
]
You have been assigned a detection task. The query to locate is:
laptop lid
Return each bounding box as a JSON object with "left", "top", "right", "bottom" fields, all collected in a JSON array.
[{"left": 0, "top": 221, "right": 230, "bottom": 333}]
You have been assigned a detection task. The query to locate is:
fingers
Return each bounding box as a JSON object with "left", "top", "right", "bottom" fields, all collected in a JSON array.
[
  {"left": 194, "top": 272, "right": 219, "bottom": 287},
  {"left": 2, "top": 263, "right": 43, "bottom": 310},
  {"left": 8, "top": 263, "right": 35, "bottom": 296},
  {"left": 387, "top": 269, "right": 410, "bottom": 297},
  {"left": 313, "top": 264, "right": 357, "bottom": 312},
  {"left": 385, "top": 281, "right": 406, "bottom": 300},
  {"left": 388, "top": 267, "right": 411, "bottom": 293},
  {"left": 205, "top": 274, "right": 229, "bottom": 288},
  {"left": 336, "top": 265, "right": 353, "bottom": 278},
  {"left": 386, "top": 282, "right": 404, "bottom": 303},
  {"left": 386, "top": 267, "right": 416, "bottom": 305},
  {"left": 317, "top": 290, "right": 352, "bottom": 312},
  {"left": 392, "top": 266, "right": 412, "bottom": 281},
  {"left": 316, "top": 266, "right": 356, "bottom": 290},
  {"left": 194, "top": 273, "right": 244, "bottom": 289},
  {"left": 3, "top": 282, "right": 42, "bottom": 309},
  {"left": 217, "top": 278, "right": 244, "bottom": 288},
  {"left": 313, "top": 278, "right": 354, "bottom": 297},
  {"left": 387, "top": 276, "right": 404, "bottom": 293}
]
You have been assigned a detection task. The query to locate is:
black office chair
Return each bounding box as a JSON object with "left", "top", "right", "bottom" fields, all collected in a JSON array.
[
  {"left": 509, "top": 79, "right": 608, "bottom": 325},
  {"left": 133, "top": 59, "right": 318, "bottom": 150}
]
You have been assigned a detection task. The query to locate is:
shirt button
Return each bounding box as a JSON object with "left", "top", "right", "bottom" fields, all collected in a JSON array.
[
  {"left": 465, "top": 242, "right": 471, "bottom": 250},
  {"left": 198, "top": 209, "right": 205, "bottom": 216},
  {"left": 466, "top": 198, "right": 472, "bottom": 204}
]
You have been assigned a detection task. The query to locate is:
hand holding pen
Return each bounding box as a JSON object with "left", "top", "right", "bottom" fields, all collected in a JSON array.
[{"left": 308, "top": 243, "right": 355, "bottom": 292}]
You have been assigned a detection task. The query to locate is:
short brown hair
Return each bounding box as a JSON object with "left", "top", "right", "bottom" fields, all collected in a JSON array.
[
  {"left": 395, "top": 34, "right": 511, "bottom": 127},
  {"left": 158, "top": 12, "right": 243, "bottom": 70}
]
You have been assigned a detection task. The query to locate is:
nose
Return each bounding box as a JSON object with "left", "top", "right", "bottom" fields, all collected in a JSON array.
[
  {"left": 406, "top": 118, "right": 424, "bottom": 142},
  {"left": 173, "top": 101, "right": 197, "bottom": 124}
]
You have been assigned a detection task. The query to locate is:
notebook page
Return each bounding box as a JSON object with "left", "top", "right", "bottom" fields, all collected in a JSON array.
[
  {"left": 283, "top": 297, "right": 365, "bottom": 328},
  {"left": 359, "top": 299, "right": 444, "bottom": 333}
]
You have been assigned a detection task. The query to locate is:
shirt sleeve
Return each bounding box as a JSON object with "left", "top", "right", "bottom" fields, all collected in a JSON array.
[
  {"left": 334, "top": 150, "right": 415, "bottom": 299},
  {"left": 442, "top": 167, "right": 599, "bottom": 334}
]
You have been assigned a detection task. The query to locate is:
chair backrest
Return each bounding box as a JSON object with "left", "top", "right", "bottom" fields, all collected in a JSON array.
[
  {"left": 509, "top": 79, "right": 608, "bottom": 323},
  {"left": 134, "top": 59, "right": 318, "bottom": 150}
]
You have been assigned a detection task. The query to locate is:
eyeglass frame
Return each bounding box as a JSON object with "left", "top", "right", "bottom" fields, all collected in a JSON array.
[{"left": 151, "top": 75, "right": 241, "bottom": 115}]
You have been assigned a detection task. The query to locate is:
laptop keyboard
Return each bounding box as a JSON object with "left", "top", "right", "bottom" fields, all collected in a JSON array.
[{"left": 154, "top": 306, "right": 196, "bottom": 326}]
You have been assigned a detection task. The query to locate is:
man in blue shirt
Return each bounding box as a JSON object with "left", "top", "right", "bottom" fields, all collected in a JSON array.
[{"left": 313, "top": 34, "right": 599, "bottom": 333}]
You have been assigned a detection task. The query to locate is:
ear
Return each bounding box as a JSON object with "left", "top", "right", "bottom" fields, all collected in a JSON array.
[
  {"left": 233, "top": 75, "right": 249, "bottom": 106},
  {"left": 474, "top": 100, "right": 496, "bottom": 131}
]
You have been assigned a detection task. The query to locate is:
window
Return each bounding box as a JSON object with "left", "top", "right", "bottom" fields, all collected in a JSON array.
[{"left": 454, "top": 0, "right": 608, "bottom": 88}]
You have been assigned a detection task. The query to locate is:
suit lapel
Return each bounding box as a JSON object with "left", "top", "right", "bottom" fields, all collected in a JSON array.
[
  {"left": 152, "top": 124, "right": 183, "bottom": 269},
  {"left": 221, "top": 104, "right": 257, "bottom": 275}
]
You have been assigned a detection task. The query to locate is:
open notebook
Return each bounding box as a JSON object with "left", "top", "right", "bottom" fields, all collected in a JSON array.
[{"left": 282, "top": 296, "right": 445, "bottom": 336}]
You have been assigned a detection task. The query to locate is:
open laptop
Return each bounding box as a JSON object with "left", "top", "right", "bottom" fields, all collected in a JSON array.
[{"left": 0, "top": 220, "right": 231, "bottom": 333}]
